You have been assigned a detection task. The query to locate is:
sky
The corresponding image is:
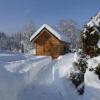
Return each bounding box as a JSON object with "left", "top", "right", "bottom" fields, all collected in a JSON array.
[{"left": 0, "top": 0, "right": 100, "bottom": 34}]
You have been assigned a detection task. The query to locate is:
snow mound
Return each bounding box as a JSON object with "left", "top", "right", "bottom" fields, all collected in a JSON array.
[
  {"left": 2, "top": 50, "right": 100, "bottom": 100},
  {"left": 84, "top": 55, "right": 100, "bottom": 100},
  {"left": 0, "top": 50, "right": 26, "bottom": 62},
  {"left": 84, "top": 70, "right": 100, "bottom": 100},
  {"left": 0, "top": 51, "right": 82, "bottom": 100}
]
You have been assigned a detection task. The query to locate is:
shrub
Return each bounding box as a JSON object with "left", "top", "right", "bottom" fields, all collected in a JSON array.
[
  {"left": 69, "top": 72, "right": 84, "bottom": 95},
  {"left": 94, "top": 63, "right": 100, "bottom": 79}
]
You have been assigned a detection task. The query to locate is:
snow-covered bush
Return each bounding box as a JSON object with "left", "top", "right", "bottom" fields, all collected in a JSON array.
[
  {"left": 69, "top": 49, "right": 88, "bottom": 95},
  {"left": 73, "top": 49, "right": 88, "bottom": 73},
  {"left": 81, "top": 13, "right": 100, "bottom": 57},
  {"left": 94, "top": 63, "right": 100, "bottom": 79},
  {"left": 69, "top": 72, "right": 84, "bottom": 95},
  {"left": 69, "top": 72, "right": 84, "bottom": 91},
  {"left": 73, "top": 58, "right": 87, "bottom": 74}
]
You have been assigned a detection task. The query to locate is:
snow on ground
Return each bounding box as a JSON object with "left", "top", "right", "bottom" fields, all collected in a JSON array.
[
  {"left": 84, "top": 55, "right": 100, "bottom": 100},
  {"left": 84, "top": 70, "right": 100, "bottom": 100},
  {"left": 0, "top": 51, "right": 82, "bottom": 100},
  {"left": 18, "top": 53, "right": 82, "bottom": 100},
  {"left": 0, "top": 50, "right": 26, "bottom": 62},
  {"left": 0, "top": 50, "right": 100, "bottom": 100}
]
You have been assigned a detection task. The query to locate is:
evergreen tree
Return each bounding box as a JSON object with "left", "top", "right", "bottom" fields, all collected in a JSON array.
[
  {"left": 70, "top": 12, "right": 100, "bottom": 95},
  {"left": 94, "top": 63, "right": 100, "bottom": 79},
  {"left": 81, "top": 13, "right": 100, "bottom": 57},
  {"left": 69, "top": 49, "right": 88, "bottom": 95}
]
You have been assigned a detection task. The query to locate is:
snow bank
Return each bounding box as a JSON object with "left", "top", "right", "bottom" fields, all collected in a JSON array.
[
  {"left": 0, "top": 51, "right": 82, "bottom": 100},
  {"left": 19, "top": 53, "right": 82, "bottom": 100},
  {"left": 1, "top": 50, "right": 100, "bottom": 100},
  {"left": 0, "top": 50, "right": 26, "bottom": 62},
  {"left": 84, "top": 70, "right": 100, "bottom": 100},
  {"left": 88, "top": 55, "right": 100, "bottom": 69},
  {"left": 84, "top": 55, "right": 100, "bottom": 100},
  {"left": 0, "top": 61, "right": 25, "bottom": 100}
]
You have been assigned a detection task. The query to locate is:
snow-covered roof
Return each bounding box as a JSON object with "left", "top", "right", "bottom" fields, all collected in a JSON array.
[{"left": 30, "top": 24, "right": 70, "bottom": 43}]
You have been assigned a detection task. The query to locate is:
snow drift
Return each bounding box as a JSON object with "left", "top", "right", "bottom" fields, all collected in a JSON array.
[
  {"left": 0, "top": 50, "right": 100, "bottom": 100},
  {"left": 0, "top": 51, "right": 82, "bottom": 100}
]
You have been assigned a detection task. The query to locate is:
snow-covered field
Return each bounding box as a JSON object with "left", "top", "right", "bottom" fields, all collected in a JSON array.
[{"left": 0, "top": 50, "right": 100, "bottom": 100}]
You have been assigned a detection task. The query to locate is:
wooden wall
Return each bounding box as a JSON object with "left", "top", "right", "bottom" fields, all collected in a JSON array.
[{"left": 32, "top": 28, "right": 69, "bottom": 58}]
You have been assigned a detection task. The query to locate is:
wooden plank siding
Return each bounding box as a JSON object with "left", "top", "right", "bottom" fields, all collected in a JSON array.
[{"left": 32, "top": 28, "right": 69, "bottom": 59}]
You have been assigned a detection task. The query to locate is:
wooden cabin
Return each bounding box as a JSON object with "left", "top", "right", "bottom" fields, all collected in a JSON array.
[{"left": 30, "top": 24, "right": 70, "bottom": 59}]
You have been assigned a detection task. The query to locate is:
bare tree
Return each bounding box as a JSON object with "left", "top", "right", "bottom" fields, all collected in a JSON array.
[
  {"left": 21, "top": 21, "right": 36, "bottom": 52},
  {"left": 55, "top": 19, "right": 81, "bottom": 49}
]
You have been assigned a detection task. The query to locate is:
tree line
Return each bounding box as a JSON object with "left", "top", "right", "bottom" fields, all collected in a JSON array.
[{"left": 0, "top": 20, "right": 81, "bottom": 53}]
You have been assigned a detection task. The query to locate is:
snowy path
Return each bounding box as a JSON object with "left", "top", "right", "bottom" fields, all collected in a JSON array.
[
  {"left": 0, "top": 51, "right": 82, "bottom": 100},
  {"left": 4, "top": 56, "right": 51, "bottom": 74},
  {"left": 0, "top": 51, "right": 52, "bottom": 100}
]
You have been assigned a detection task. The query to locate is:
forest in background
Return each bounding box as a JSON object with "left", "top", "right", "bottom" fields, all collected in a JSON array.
[{"left": 0, "top": 20, "right": 81, "bottom": 53}]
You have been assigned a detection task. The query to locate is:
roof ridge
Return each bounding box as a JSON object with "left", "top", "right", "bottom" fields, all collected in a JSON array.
[{"left": 30, "top": 24, "right": 70, "bottom": 43}]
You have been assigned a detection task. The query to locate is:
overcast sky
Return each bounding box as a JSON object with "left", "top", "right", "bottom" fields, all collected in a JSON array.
[{"left": 0, "top": 0, "right": 100, "bottom": 34}]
